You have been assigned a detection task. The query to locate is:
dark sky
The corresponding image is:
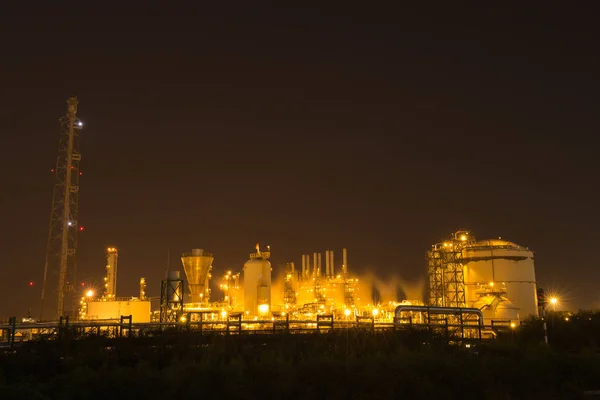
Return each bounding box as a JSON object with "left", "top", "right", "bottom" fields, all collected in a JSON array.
[{"left": 1, "top": 4, "right": 598, "bottom": 318}]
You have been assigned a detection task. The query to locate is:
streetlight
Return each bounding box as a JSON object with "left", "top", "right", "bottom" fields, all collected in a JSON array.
[{"left": 549, "top": 297, "right": 558, "bottom": 311}]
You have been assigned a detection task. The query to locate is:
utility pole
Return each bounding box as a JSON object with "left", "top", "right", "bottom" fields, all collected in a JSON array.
[{"left": 40, "top": 97, "right": 83, "bottom": 320}]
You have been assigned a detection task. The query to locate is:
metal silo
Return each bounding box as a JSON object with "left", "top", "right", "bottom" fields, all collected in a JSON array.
[
  {"left": 181, "top": 249, "right": 214, "bottom": 304},
  {"left": 463, "top": 239, "right": 538, "bottom": 318},
  {"left": 243, "top": 244, "right": 272, "bottom": 317}
]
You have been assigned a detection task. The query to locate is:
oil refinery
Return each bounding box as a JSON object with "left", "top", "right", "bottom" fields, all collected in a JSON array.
[
  {"left": 69, "top": 230, "right": 539, "bottom": 339},
  {"left": 14, "top": 98, "right": 544, "bottom": 339}
]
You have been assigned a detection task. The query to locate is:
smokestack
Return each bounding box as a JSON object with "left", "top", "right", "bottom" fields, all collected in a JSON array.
[
  {"left": 301, "top": 255, "right": 305, "bottom": 279},
  {"left": 317, "top": 253, "right": 322, "bottom": 277},
  {"left": 330, "top": 250, "right": 334, "bottom": 276},
  {"left": 325, "top": 250, "right": 330, "bottom": 277},
  {"left": 313, "top": 253, "right": 318, "bottom": 277},
  {"left": 343, "top": 248, "right": 348, "bottom": 275},
  {"left": 291, "top": 262, "right": 295, "bottom": 274},
  {"left": 306, "top": 255, "right": 311, "bottom": 279},
  {"left": 140, "top": 277, "right": 146, "bottom": 300}
]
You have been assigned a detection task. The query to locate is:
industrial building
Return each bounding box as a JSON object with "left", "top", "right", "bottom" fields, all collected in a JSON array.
[
  {"left": 75, "top": 232, "right": 539, "bottom": 331},
  {"left": 41, "top": 98, "right": 542, "bottom": 332},
  {"left": 427, "top": 230, "right": 538, "bottom": 326},
  {"left": 79, "top": 247, "right": 151, "bottom": 323}
]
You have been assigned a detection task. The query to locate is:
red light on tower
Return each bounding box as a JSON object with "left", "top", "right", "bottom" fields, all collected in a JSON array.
[
  {"left": 81, "top": 282, "right": 85, "bottom": 286},
  {"left": 29, "top": 281, "right": 34, "bottom": 287},
  {"left": 79, "top": 225, "right": 84, "bottom": 232}
]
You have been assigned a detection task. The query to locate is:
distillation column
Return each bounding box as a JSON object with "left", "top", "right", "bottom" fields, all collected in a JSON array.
[{"left": 104, "top": 247, "right": 118, "bottom": 299}]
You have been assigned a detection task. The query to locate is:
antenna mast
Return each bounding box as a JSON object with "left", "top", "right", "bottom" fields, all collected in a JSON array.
[{"left": 40, "top": 97, "right": 83, "bottom": 320}]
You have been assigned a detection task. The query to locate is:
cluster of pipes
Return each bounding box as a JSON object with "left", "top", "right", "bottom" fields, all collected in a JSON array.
[{"left": 300, "top": 248, "right": 348, "bottom": 279}]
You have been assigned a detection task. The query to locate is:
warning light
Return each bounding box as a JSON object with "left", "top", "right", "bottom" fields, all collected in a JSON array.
[
  {"left": 79, "top": 172, "right": 83, "bottom": 176},
  {"left": 29, "top": 281, "right": 34, "bottom": 287},
  {"left": 50, "top": 169, "right": 54, "bottom": 173},
  {"left": 79, "top": 226, "right": 85, "bottom": 232},
  {"left": 81, "top": 282, "right": 85, "bottom": 286}
]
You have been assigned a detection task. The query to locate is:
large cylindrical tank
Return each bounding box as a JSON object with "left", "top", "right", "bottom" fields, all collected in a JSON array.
[
  {"left": 463, "top": 239, "right": 538, "bottom": 318},
  {"left": 472, "top": 293, "right": 520, "bottom": 325},
  {"left": 243, "top": 249, "right": 272, "bottom": 316}
]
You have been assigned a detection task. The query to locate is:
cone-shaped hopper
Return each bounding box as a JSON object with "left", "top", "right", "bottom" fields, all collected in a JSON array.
[{"left": 181, "top": 249, "right": 214, "bottom": 304}]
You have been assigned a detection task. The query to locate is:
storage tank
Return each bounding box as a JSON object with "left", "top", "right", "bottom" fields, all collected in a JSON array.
[
  {"left": 243, "top": 244, "right": 272, "bottom": 316},
  {"left": 463, "top": 239, "right": 538, "bottom": 318},
  {"left": 471, "top": 285, "right": 520, "bottom": 325},
  {"left": 181, "top": 249, "right": 214, "bottom": 304},
  {"left": 85, "top": 299, "right": 151, "bottom": 322}
]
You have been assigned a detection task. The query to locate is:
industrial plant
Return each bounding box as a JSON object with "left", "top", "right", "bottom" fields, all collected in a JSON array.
[{"left": 7, "top": 98, "right": 543, "bottom": 340}]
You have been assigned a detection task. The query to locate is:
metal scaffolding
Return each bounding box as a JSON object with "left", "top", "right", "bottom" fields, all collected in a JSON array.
[
  {"left": 160, "top": 276, "right": 184, "bottom": 323},
  {"left": 40, "top": 97, "right": 83, "bottom": 320},
  {"left": 427, "top": 230, "right": 474, "bottom": 308}
]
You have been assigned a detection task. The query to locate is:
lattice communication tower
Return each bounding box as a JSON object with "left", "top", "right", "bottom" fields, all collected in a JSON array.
[{"left": 39, "top": 97, "right": 83, "bottom": 320}]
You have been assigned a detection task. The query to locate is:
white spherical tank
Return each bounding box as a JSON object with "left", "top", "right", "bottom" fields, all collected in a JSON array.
[
  {"left": 243, "top": 245, "right": 272, "bottom": 316},
  {"left": 463, "top": 239, "right": 538, "bottom": 318}
]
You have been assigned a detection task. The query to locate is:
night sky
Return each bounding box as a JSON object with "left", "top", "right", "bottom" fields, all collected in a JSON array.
[{"left": 1, "top": 4, "right": 599, "bottom": 318}]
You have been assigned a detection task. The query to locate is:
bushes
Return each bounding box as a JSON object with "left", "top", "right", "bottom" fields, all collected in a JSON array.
[{"left": 1, "top": 324, "right": 600, "bottom": 399}]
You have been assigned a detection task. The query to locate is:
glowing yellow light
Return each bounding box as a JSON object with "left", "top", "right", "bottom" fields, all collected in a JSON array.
[
  {"left": 281, "top": 312, "right": 286, "bottom": 316},
  {"left": 564, "top": 317, "right": 570, "bottom": 322},
  {"left": 221, "top": 310, "right": 227, "bottom": 318},
  {"left": 510, "top": 322, "right": 516, "bottom": 329},
  {"left": 86, "top": 290, "right": 94, "bottom": 298},
  {"left": 489, "top": 282, "right": 495, "bottom": 287},
  {"left": 180, "top": 316, "right": 187, "bottom": 323},
  {"left": 258, "top": 304, "right": 269, "bottom": 314},
  {"left": 344, "top": 309, "right": 351, "bottom": 316},
  {"left": 460, "top": 234, "right": 467, "bottom": 241},
  {"left": 372, "top": 308, "right": 379, "bottom": 317},
  {"left": 550, "top": 297, "right": 558, "bottom": 305}
]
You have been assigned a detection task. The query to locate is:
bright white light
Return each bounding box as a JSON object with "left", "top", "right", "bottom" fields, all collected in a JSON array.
[
  {"left": 78, "top": 121, "right": 83, "bottom": 127},
  {"left": 372, "top": 308, "right": 379, "bottom": 317},
  {"left": 344, "top": 309, "right": 351, "bottom": 316},
  {"left": 67, "top": 221, "right": 73, "bottom": 226},
  {"left": 220, "top": 310, "right": 227, "bottom": 318},
  {"left": 258, "top": 304, "right": 269, "bottom": 314},
  {"left": 86, "top": 290, "right": 94, "bottom": 298},
  {"left": 550, "top": 297, "right": 558, "bottom": 305}
]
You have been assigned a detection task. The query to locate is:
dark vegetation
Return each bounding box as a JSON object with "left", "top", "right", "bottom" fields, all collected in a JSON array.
[{"left": 2, "top": 311, "right": 600, "bottom": 400}]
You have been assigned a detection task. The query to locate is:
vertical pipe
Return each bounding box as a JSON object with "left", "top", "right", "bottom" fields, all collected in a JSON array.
[
  {"left": 291, "top": 262, "right": 295, "bottom": 274},
  {"left": 330, "top": 250, "right": 335, "bottom": 276},
  {"left": 301, "top": 255, "right": 305, "bottom": 279},
  {"left": 317, "top": 253, "right": 322, "bottom": 277},
  {"left": 313, "top": 253, "right": 318, "bottom": 277},
  {"left": 342, "top": 248, "right": 348, "bottom": 275},
  {"left": 325, "top": 250, "right": 329, "bottom": 277}
]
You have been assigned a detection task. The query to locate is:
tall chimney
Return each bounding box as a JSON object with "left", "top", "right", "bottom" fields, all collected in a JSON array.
[
  {"left": 330, "top": 250, "right": 334, "bottom": 276},
  {"left": 313, "top": 253, "right": 318, "bottom": 277},
  {"left": 318, "top": 253, "right": 322, "bottom": 277},
  {"left": 325, "top": 250, "right": 330, "bottom": 277},
  {"left": 343, "top": 248, "right": 348, "bottom": 275},
  {"left": 301, "top": 255, "right": 305, "bottom": 279}
]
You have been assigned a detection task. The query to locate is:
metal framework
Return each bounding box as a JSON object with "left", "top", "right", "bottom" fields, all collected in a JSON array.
[
  {"left": 160, "top": 277, "right": 184, "bottom": 323},
  {"left": 40, "top": 97, "right": 83, "bottom": 320},
  {"left": 427, "top": 230, "right": 474, "bottom": 308}
]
